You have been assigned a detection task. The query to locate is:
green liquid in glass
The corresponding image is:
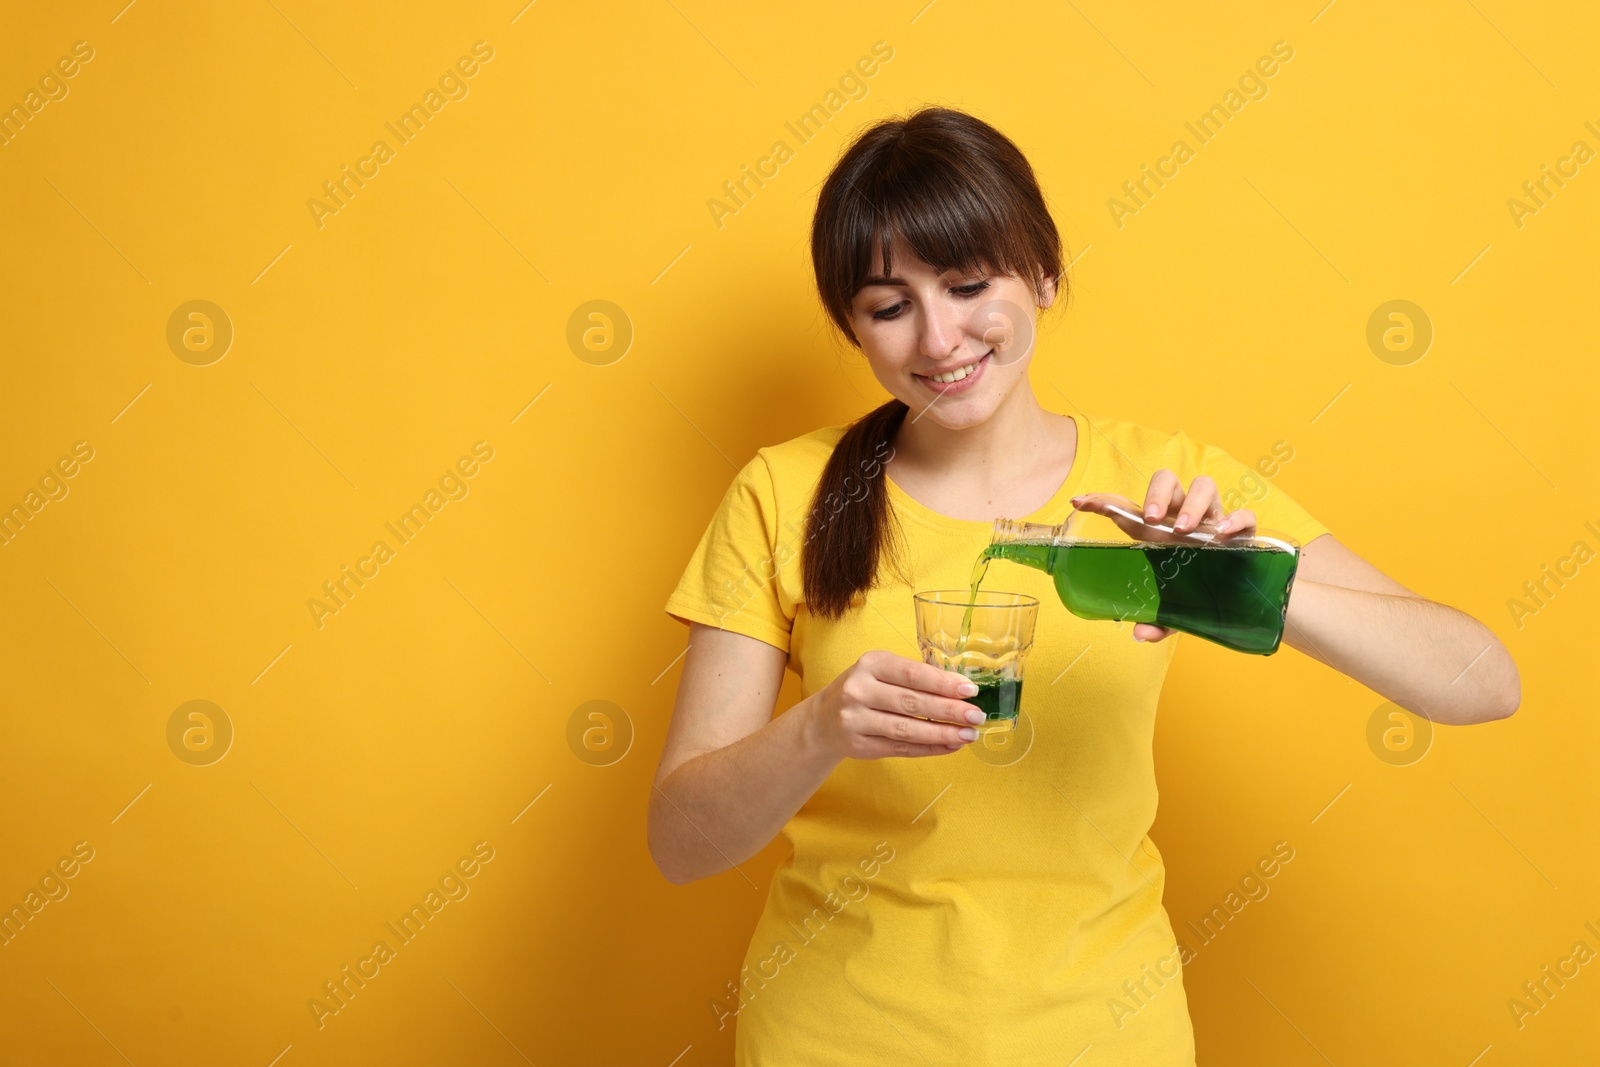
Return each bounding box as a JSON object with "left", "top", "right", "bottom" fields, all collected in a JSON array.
[{"left": 966, "top": 673, "right": 1023, "bottom": 729}]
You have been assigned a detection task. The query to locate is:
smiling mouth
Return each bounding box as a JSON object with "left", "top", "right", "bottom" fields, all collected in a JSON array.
[{"left": 915, "top": 349, "right": 993, "bottom": 384}]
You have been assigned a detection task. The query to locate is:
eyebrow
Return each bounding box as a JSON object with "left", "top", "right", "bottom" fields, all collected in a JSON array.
[{"left": 860, "top": 267, "right": 971, "bottom": 287}]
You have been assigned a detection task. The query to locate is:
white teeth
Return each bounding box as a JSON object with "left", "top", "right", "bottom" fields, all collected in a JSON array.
[{"left": 928, "top": 357, "right": 982, "bottom": 384}]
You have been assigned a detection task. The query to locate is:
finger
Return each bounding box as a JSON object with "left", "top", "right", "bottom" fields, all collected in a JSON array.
[
  {"left": 870, "top": 650, "right": 983, "bottom": 702},
  {"left": 865, "top": 677, "right": 985, "bottom": 727},
  {"left": 1133, "top": 623, "right": 1175, "bottom": 642},
  {"left": 861, "top": 706, "right": 979, "bottom": 747},
  {"left": 1071, "top": 492, "right": 1148, "bottom": 534},
  {"left": 1143, "top": 470, "right": 1182, "bottom": 523},
  {"left": 1073, "top": 490, "right": 1194, "bottom": 543},
  {"left": 856, "top": 735, "right": 971, "bottom": 759},
  {"left": 1214, "top": 507, "right": 1258, "bottom": 539},
  {"left": 1172, "top": 475, "right": 1219, "bottom": 533},
  {"left": 1071, "top": 490, "right": 1140, "bottom": 513}
]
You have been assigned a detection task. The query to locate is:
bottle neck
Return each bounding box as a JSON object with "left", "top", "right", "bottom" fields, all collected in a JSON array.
[{"left": 990, "top": 518, "right": 1068, "bottom": 545}]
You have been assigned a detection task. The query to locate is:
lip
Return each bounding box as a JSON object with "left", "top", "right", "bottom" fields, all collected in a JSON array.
[{"left": 914, "top": 350, "right": 992, "bottom": 396}]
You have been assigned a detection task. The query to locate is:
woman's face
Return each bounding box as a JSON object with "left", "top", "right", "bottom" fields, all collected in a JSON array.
[{"left": 848, "top": 237, "right": 1054, "bottom": 430}]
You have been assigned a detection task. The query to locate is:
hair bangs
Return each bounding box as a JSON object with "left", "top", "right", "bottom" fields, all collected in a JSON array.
[{"left": 861, "top": 166, "right": 1032, "bottom": 289}]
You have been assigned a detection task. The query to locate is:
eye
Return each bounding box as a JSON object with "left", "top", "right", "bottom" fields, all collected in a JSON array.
[{"left": 869, "top": 280, "right": 991, "bottom": 321}]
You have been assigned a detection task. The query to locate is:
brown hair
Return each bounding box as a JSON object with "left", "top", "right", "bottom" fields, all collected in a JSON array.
[{"left": 802, "top": 106, "right": 1068, "bottom": 619}]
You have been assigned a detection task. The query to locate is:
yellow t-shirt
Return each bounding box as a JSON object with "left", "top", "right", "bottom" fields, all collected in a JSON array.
[{"left": 664, "top": 410, "right": 1332, "bottom": 1066}]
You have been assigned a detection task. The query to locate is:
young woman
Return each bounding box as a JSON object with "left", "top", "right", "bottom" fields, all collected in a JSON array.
[{"left": 648, "top": 106, "right": 1518, "bottom": 1065}]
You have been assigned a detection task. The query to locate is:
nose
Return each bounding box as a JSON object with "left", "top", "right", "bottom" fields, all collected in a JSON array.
[{"left": 918, "top": 296, "right": 967, "bottom": 362}]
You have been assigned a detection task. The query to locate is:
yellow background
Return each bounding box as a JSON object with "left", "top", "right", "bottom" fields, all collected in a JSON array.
[{"left": 1, "top": 1, "right": 1595, "bottom": 1063}]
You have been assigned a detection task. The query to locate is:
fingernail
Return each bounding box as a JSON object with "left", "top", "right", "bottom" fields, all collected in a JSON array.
[
  {"left": 958, "top": 682, "right": 979, "bottom": 696},
  {"left": 966, "top": 709, "right": 986, "bottom": 724},
  {"left": 959, "top": 727, "right": 979, "bottom": 741}
]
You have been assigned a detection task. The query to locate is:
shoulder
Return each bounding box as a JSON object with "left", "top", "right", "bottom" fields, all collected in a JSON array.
[
  {"left": 753, "top": 423, "right": 848, "bottom": 473},
  {"left": 710, "top": 424, "right": 848, "bottom": 536},
  {"left": 1079, "top": 412, "right": 1205, "bottom": 474},
  {"left": 743, "top": 423, "right": 850, "bottom": 496}
]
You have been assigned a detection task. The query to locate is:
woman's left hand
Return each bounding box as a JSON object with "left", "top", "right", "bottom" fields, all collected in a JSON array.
[{"left": 1070, "top": 471, "right": 1257, "bottom": 643}]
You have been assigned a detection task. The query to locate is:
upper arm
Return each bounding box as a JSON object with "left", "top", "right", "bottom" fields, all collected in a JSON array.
[
  {"left": 1295, "top": 533, "right": 1422, "bottom": 599},
  {"left": 1168, "top": 432, "right": 1402, "bottom": 598},
  {"left": 653, "top": 621, "right": 789, "bottom": 786}
]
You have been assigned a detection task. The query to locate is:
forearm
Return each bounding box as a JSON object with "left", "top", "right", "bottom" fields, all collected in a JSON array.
[
  {"left": 1283, "top": 580, "right": 1520, "bottom": 725},
  {"left": 648, "top": 696, "right": 841, "bottom": 884}
]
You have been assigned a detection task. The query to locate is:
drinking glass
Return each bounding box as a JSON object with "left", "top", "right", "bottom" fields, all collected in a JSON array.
[{"left": 912, "top": 590, "right": 1039, "bottom": 736}]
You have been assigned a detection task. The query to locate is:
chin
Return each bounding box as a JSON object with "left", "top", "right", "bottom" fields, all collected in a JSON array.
[{"left": 911, "top": 397, "right": 999, "bottom": 429}]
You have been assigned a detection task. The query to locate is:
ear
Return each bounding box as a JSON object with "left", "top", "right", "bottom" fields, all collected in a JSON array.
[{"left": 1037, "top": 272, "right": 1060, "bottom": 311}]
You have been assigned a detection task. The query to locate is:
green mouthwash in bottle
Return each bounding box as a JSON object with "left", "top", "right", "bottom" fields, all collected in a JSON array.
[{"left": 962, "top": 517, "right": 1303, "bottom": 655}]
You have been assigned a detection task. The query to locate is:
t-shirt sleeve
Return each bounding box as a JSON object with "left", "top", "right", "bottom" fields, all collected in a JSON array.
[
  {"left": 1175, "top": 431, "right": 1333, "bottom": 550},
  {"left": 664, "top": 453, "right": 796, "bottom": 653}
]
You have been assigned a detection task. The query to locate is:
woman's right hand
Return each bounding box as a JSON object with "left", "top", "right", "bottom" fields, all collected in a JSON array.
[{"left": 806, "top": 650, "right": 988, "bottom": 760}]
